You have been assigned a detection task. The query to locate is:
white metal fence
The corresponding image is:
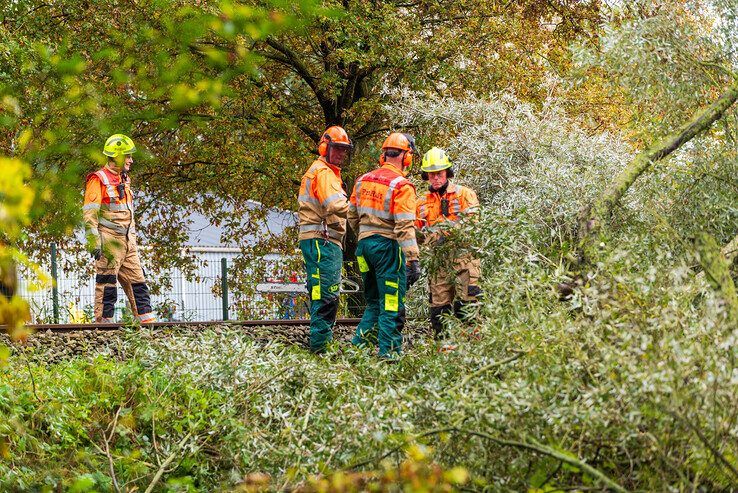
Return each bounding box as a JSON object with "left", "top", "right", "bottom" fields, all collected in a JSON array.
[{"left": 17, "top": 247, "right": 298, "bottom": 323}]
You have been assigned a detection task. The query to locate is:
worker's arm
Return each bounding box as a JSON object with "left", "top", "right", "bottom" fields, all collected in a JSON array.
[
  {"left": 393, "top": 184, "right": 419, "bottom": 262},
  {"left": 82, "top": 175, "right": 103, "bottom": 250},
  {"left": 314, "top": 169, "right": 348, "bottom": 229},
  {"left": 414, "top": 197, "right": 428, "bottom": 244},
  {"left": 414, "top": 196, "right": 427, "bottom": 230},
  {"left": 460, "top": 187, "right": 480, "bottom": 216}
]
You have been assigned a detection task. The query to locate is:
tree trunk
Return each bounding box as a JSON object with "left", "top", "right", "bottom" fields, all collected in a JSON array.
[{"left": 578, "top": 78, "right": 738, "bottom": 258}]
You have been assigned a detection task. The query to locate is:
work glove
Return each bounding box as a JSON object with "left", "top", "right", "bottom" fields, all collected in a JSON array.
[
  {"left": 406, "top": 260, "right": 421, "bottom": 288},
  {"left": 92, "top": 248, "right": 102, "bottom": 261}
]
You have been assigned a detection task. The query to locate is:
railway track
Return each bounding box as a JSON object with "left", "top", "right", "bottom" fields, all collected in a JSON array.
[
  {"left": 12, "top": 318, "right": 362, "bottom": 333},
  {"left": 2, "top": 318, "right": 387, "bottom": 363}
]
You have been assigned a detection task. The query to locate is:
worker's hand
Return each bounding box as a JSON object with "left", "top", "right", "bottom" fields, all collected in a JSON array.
[
  {"left": 92, "top": 248, "right": 102, "bottom": 261},
  {"left": 406, "top": 260, "right": 421, "bottom": 288}
]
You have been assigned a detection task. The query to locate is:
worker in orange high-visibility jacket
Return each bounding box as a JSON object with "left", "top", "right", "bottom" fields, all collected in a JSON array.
[
  {"left": 416, "top": 147, "right": 481, "bottom": 346},
  {"left": 298, "top": 125, "right": 353, "bottom": 352},
  {"left": 83, "top": 134, "right": 156, "bottom": 324},
  {"left": 348, "top": 132, "right": 421, "bottom": 359}
]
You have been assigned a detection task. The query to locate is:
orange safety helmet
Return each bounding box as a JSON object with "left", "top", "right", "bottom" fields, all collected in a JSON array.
[
  {"left": 380, "top": 132, "right": 417, "bottom": 169},
  {"left": 318, "top": 125, "right": 353, "bottom": 166}
]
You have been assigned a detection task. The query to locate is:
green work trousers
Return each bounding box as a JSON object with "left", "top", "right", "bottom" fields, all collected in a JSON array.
[
  {"left": 352, "top": 235, "right": 406, "bottom": 358},
  {"left": 300, "top": 239, "right": 342, "bottom": 353}
]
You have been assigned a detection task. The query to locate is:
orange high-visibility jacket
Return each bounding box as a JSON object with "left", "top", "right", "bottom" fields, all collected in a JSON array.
[
  {"left": 83, "top": 166, "right": 135, "bottom": 247},
  {"left": 348, "top": 163, "right": 419, "bottom": 261},
  {"left": 298, "top": 157, "right": 349, "bottom": 248},
  {"left": 416, "top": 182, "right": 479, "bottom": 236}
]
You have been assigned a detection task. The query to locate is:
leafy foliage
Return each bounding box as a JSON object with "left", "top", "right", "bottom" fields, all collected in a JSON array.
[{"left": 394, "top": 90, "right": 633, "bottom": 246}]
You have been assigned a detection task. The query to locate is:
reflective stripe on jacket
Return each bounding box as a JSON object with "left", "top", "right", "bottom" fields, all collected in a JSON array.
[
  {"left": 348, "top": 163, "right": 419, "bottom": 261},
  {"left": 83, "top": 166, "right": 135, "bottom": 246},
  {"left": 298, "top": 157, "right": 349, "bottom": 248}
]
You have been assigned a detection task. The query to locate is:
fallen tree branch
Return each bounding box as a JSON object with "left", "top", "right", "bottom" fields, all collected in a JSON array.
[
  {"left": 348, "top": 427, "right": 456, "bottom": 470},
  {"left": 578, "top": 76, "right": 738, "bottom": 257},
  {"left": 456, "top": 428, "right": 627, "bottom": 493},
  {"left": 242, "top": 364, "right": 296, "bottom": 399},
  {"left": 661, "top": 407, "right": 738, "bottom": 481},
  {"left": 695, "top": 233, "right": 738, "bottom": 286},
  {"left": 302, "top": 387, "right": 316, "bottom": 432},
  {"left": 722, "top": 234, "right": 738, "bottom": 262},
  {"left": 21, "top": 348, "right": 42, "bottom": 403}
]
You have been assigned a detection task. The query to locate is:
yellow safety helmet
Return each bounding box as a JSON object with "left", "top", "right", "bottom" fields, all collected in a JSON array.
[
  {"left": 420, "top": 147, "right": 453, "bottom": 180},
  {"left": 103, "top": 134, "right": 136, "bottom": 158}
]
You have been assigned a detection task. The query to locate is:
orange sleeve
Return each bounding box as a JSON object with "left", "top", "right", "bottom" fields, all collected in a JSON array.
[
  {"left": 315, "top": 169, "right": 348, "bottom": 229},
  {"left": 83, "top": 175, "right": 103, "bottom": 248},
  {"left": 461, "top": 187, "right": 479, "bottom": 215},
  {"left": 393, "top": 183, "right": 419, "bottom": 262},
  {"left": 83, "top": 175, "right": 103, "bottom": 206}
]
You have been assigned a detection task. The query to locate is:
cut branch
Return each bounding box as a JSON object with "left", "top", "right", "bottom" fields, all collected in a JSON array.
[
  {"left": 103, "top": 407, "right": 123, "bottom": 493},
  {"left": 660, "top": 406, "right": 738, "bottom": 481},
  {"left": 694, "top": 233, "right": 738, "bottom": 286}
]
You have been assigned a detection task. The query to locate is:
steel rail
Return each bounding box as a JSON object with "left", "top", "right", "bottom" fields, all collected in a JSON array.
[{"left": 3, "top": 318, "right": 362, "bottom": 333}]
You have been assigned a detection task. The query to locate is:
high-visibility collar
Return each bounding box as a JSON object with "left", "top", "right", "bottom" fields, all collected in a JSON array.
[
  {"left": 318, "top": 157, "right": 342, "bottom": 178},
  {"left": 380, "top": 162, "right": 405, "bottom": 176}
]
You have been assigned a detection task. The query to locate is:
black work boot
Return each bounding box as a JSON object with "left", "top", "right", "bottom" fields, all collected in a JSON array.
[
  {"left": 453, "top": 300, "right": 467, "bottom": 320},
  {"left": 430, "top": 304, "right": 453, "bottom": 340}
]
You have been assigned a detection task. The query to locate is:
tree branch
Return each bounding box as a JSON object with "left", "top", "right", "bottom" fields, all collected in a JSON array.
[
  {"left": 348, "top": 427, "right": 628, "bottom": 492},
  {"left": 103, "top": 406, "right": 123, "bottom": 493},
  {"left": 451, "top": 350, "right": 525, "bottom": 390},
  {"left": 260, "top": 37, "right": 333, "bottom": 120},
  {"left": 660, "top": 407, "right": 738, "bottom": 481}
]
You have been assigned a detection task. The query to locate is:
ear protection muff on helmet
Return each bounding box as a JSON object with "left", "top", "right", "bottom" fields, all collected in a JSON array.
[
  {"left": 318, "top": 134, "right": 330, "bottom": 157},
  {"left": 401, "top": 133, "right": 417, "bottom": 169}
]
